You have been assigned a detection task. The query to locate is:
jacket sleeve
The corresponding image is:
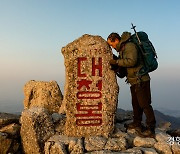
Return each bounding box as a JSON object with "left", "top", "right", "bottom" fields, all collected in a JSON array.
[{"left": 116, "top": 43, "right": 137, "bottom": 67}]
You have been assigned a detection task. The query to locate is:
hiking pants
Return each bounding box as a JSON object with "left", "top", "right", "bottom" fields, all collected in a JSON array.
[{"left": 130, "top": 80, "right": 156, "bottom": 129}]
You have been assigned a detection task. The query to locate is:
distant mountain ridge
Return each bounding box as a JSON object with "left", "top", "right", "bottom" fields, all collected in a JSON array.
[
  {"left": 117, "top": 108, "right": 180, "bottom": 129},
  {"left": 154, "top": 110, "right": 180, "bottom": 129},
  {"left": 157, "top": 108, "right": 180, "bottom": 118}
]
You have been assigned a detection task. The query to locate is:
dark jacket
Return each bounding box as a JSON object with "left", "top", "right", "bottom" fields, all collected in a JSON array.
[{"left": 116, "top": 39, "right": 150, "bottom": 85}]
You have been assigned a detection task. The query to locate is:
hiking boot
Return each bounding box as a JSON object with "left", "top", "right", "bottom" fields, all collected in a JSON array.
[
  {"left": 138, "top": 128, "right": 155, "bottom": 138},
  {"left": 125, "top": 122, "right": 142, "bottom": 129},
  {"left": 125, "top": 122, "right": 146, "bottom": 135}
]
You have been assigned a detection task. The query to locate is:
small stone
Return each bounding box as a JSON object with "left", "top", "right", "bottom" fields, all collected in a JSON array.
[
  {"left": 125, "top": 147, "right": 142, "bottom": 154},
  {"left": 46, "top": 135, "right": 84, "bottom": 154},
  {"left": 70, "top": 138, "right": 84, "bottom": 154},
  {"left": 50, "top": 135, "right": 77, "bottom": 145},
  {"left": 157, "top": 122, "right": 171, "bottom": 132},
  {"left": 140, "top": 147, "right": 158, "bottom": 154},
  {"left": 52, "top": 113, "right": 66, "bottom": 123},
  {"left": 154, "top": 142, "right": 172, "bottom": 154},
  {"left": 125, "top": 134, "right": 135, "bottom": 148},
  {"left": 111, "top": 128, "right": 127, "bottom": 138},
  {"left": 133, "top": 136, "right": 156, "bottom": 148},
  {"left": 115, "top": 123, "right": 126, "bottom": 132},
  {"left": 104, "top": 137, "right": 127, "bottom": 151},
  {"left": 85, "top": 150, "right": 116, "bottom": 154},
  {"left": 155, "top": 132, "right": 171, "bottom": 142},
  {"left": 85, "top": 136, "right": 107, "bottom": 151},
  {"left": 44, "top": 140, "right": 67, "bottom": 154},
  {"left": 127, "top": 128, "right": 138, "bottom": 136},
  {"left": 171, "top": 142, "right": 180, "bottom": 154}
]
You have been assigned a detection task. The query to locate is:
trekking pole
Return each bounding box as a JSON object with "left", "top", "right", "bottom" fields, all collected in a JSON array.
[
  {"left": 131, "top": 23, "right": 145, "bottom": 55},
  {"left": 131, "top": 23, "right": 141, "bottom": 44}
]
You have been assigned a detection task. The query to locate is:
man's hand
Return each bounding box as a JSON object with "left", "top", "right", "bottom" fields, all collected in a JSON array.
[
  {"left": 110, "top": 59, "right": 118, "bottom": 71},
  {"left": 113, "top": 54, "right": 118, "bottom": 60},
  {"left": 109, "top": 59, "right": 117, "bottom": 65}
]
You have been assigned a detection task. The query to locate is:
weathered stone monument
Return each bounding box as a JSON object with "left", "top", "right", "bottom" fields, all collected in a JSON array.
[{"left": 60, "top": 34, "right": 119, "bottom": 137}]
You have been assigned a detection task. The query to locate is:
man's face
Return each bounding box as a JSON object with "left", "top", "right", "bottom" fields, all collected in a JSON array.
[{"left": 107, "top": 38, "right": 119, "bottom": 49}]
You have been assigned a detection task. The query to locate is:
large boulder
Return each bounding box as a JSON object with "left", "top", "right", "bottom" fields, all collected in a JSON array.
[
  {"left": 23, "top": 80, "right": 63, "bottom": 113},
  {"left": 0, "top": 113, "right": 21, "bottom": 153},
  {"left": 60, "top": 34, "right": 119, "bottom": 137},
  {"left": 20, "top": 107, "right": 55, "bottom": 154}
]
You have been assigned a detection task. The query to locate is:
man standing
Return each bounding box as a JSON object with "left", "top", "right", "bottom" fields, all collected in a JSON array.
[{"left": 107, "top": 32, "right": 156, "bottom": 138}]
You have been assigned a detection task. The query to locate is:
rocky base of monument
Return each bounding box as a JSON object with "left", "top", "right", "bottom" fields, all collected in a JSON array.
[{"left": 1, "top": 109, "right": 180, "bottom": 154}]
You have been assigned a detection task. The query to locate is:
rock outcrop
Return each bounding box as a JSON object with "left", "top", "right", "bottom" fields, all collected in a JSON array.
[
  {"left": 1, "top": 108, "right": 180, "bottom": 154},
  {"left": 0, "top": 112, "right": 20, "bottom": 128},
  {"left": 0, "top": 113, "right": 21, "bottom": 153},
  {"left": 23, "top": 80, "right": 63, "bottom": 113},
  {"left": 20, "top": 108, "right": 55, "bottom": 154}
]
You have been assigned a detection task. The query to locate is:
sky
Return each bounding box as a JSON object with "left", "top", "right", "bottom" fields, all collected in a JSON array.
[{"left": 0, "top": 0, "right": 180, "bottom": 113}]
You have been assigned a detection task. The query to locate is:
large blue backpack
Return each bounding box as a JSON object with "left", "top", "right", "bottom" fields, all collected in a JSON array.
[{"left": 131, "top": 31, "right": 158, "bottom": 76}]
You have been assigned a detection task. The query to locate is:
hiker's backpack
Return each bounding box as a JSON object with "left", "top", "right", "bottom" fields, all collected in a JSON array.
[{"left": 131, "top": 31, "right": 158, "bottom": 76}]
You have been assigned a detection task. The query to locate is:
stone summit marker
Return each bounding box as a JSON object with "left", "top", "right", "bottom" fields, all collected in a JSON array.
[{"left": 61, "top": 34, "right": 119, "bottom": 137}]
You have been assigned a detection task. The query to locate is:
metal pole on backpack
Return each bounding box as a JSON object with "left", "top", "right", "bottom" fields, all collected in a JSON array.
[
  {"left": 131, "top": 23, "right": 158, "bottom": 58},
  {"left": 131, "top": 23, "right": 145, "bottom": 55},
  {"left": 131, "top": 23, "right": 141, "bottom": 45}
]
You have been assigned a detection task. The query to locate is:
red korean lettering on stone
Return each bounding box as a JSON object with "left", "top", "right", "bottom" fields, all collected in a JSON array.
[
  {"left": 77, "top": 91, "right": 102, "bottom": 99},
  {"left": 75, "top": 102, "right": 102, "bottom": 126},
  {"left": 75, "top": 102, "right": 102, "bottom": 116},
  {"left": 76, "top": 56, "right": 103, "bottom": 126},
  {"left": 76, "top": 119, "right": 102, "bottom": 126},
  {"left": 77, "top": 79, "right": 92, "bottom": 90},
  {"left": 78, "top": 57, "right": 87, "bottom": 77},
  {"left": 96, "top": 80, "right": 102, "bottom": 91},
  {"left": 92, "top": 57, "right": 102, "bottom": 77},
  {"left": 76, "top": 79, "right": 102, "bottom": 99}
]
